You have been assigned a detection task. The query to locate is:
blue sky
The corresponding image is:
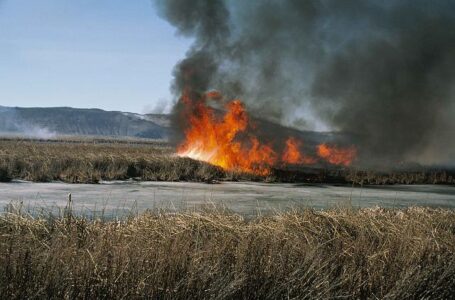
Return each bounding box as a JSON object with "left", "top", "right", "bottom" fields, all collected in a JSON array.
[{"left": 0, "top": 0, "right": 192, "bottom": 113}]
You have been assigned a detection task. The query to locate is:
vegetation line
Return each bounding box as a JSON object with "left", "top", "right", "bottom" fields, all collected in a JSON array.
[
  {"left": 1, "top": 207, "right": 454, "bottom": 299},
  {"left": 0, "top": 139, "right": 453, "bottom": 184}
]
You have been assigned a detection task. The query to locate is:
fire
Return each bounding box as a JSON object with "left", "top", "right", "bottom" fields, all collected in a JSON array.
[
  {"left": 177, "top": 91, "right": 277, "bottom": 175},
  {"left": 317, "top": 143, "right": 357, "bottom": 166},
  {"left": 177, "top": 89, "right": 357, "bottom": 174},
  {"left": 282, "top": 137, "right": 316, "bottom": 164}
]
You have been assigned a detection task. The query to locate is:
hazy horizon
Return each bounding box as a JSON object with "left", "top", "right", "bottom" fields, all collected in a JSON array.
[
  {"left": 0, "top": 103, "right": 170, "bottom": 114},
  {"left": 0, "top": 0, "right": 192, "bottom": 114}
]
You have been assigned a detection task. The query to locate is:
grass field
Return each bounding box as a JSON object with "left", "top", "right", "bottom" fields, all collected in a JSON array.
[
  {"left": 0, "top": 138, "right": 454, "bottom": 184},
  {"left": 0, "top": 139, "right": 225, "bottom": 183},
  {"left": 1, "top": 207, "right": 454, "bottom": 299}
]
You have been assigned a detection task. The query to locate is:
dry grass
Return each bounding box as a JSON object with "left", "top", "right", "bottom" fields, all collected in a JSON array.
[
  {"left": 1, "top": 138, "right": 454, "bottom": 184},
  {"left": 346, "top": 169, "right": 455, "bottom": 185},
  {"left": 1, "top": 207, "right": 454, "bottom": 299},
  {"left": 0, "top": 140, "right": 224, "bottom": 183}
]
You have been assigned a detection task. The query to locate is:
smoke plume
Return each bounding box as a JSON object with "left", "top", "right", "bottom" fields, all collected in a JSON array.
[{"left": 155, "top": 0, "right": 455, "bottom": 166}]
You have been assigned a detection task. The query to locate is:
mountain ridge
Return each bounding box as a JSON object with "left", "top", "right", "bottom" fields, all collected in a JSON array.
[
  {"left": 0, "top": 106, "right": 170, "bottom": 139},
  {"left": 0, "top": 105, "right": 342, "bottom": 147}
]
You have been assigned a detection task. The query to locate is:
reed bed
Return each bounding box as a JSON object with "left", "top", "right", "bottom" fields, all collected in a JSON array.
[
  {"left": 0, "top": 140, "right": 223, "bottom": 183},
  {"left": 0, "top": 139, "right": 453, "bottom": 184},
  {"left": 1, "top": 207, "right": 454, "bottom": 299}
]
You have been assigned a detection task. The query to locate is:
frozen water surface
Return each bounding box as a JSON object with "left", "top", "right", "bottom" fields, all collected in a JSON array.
[{"left": 1, "top": 181, "right": 454, "bottom": 217}]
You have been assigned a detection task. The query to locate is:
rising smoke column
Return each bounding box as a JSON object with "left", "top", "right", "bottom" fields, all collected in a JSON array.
[
  {"left": 310, "top": 1, "right": 455, "bottom": 165},
  {"left": 155, "top": 0, "right": 455, "bottom": 166},
  {"left": 155, "top": 0, "right": 230, "bottom": 144}
]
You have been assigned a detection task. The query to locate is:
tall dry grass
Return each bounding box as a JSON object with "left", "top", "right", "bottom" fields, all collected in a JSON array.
[
  {"left": 1, "top": 207, "right": 454, "bottom": 299},
  {"left": 0, "top": 138, "right": 454, "bottom": 184},
  {"left": 0, "top": 140, "right": 224, "bottom": 183}
]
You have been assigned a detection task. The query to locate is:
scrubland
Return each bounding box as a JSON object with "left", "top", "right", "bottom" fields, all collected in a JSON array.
[{"left": 1, "top": 206, "right": 454, "bottom": 299}]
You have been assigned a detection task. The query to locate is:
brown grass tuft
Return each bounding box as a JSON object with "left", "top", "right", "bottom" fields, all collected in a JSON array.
[{"left": 1, "top": 207, "right": 454, "bottom": 299}]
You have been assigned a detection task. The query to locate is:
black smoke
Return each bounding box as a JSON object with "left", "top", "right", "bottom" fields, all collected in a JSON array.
[{"left": 155, "top": 0, "right": 455, "bottom": 166}]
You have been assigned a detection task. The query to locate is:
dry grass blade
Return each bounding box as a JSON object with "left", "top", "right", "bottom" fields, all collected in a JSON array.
[{"left": 0, "top": 207, "right": 454, "bottom": 299}]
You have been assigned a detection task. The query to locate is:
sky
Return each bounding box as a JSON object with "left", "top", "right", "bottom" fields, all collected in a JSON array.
[{"left": 0, "top": 0, "right": 192, "bottom": 113}]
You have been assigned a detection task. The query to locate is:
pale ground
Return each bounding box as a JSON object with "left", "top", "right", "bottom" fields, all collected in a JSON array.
[{"left": 1, "top": 181, "right": 454, "bottom": 217}]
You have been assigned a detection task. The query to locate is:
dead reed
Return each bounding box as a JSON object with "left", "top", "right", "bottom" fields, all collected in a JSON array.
[
  {"left": 1, "top": 207, "right": 454, "bottom": 299},
  {"left": 0, "top": 139, "right": 453, "bottom": 184},
  {"left": 0, "top": 139, "right": 224, "bottom": 183}
]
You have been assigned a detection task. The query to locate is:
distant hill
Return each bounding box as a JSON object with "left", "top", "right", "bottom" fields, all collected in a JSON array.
[
  {"left": 0, "top": 105, "right": 343, "bottom": 144},
  {"left": 0, "top": 106, "right": 171, "bottom": 139},
  {"left": 0, "top": 105, "right": 346, "bottom": 146}
]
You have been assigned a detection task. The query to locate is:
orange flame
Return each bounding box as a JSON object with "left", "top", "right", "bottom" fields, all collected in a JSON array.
[
  {"left": 317, "top": 143, "right": 357, "bottom": 166},
  {"left": 177, "top": 91, "right": 277, "bottom": 175},
  {"left": 177, "top": 89, "right": 357, "bottom": 174},
  {"left": 282, "top": 137, "right": 317, "bottom": 164}
]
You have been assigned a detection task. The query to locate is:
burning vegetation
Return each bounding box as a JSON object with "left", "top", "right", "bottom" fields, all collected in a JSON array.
[
  {"left": 1, "top": 138, "right": 453, "bottom": 184},
  {"left": 157, "top": 0, "right": 455, "bottom": 168},
  {"left": 177, "top": 90, "right": 357, "bottom": 175},
  {"left": 282, "top": 137, "right": 318, "bottom": 165}
]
